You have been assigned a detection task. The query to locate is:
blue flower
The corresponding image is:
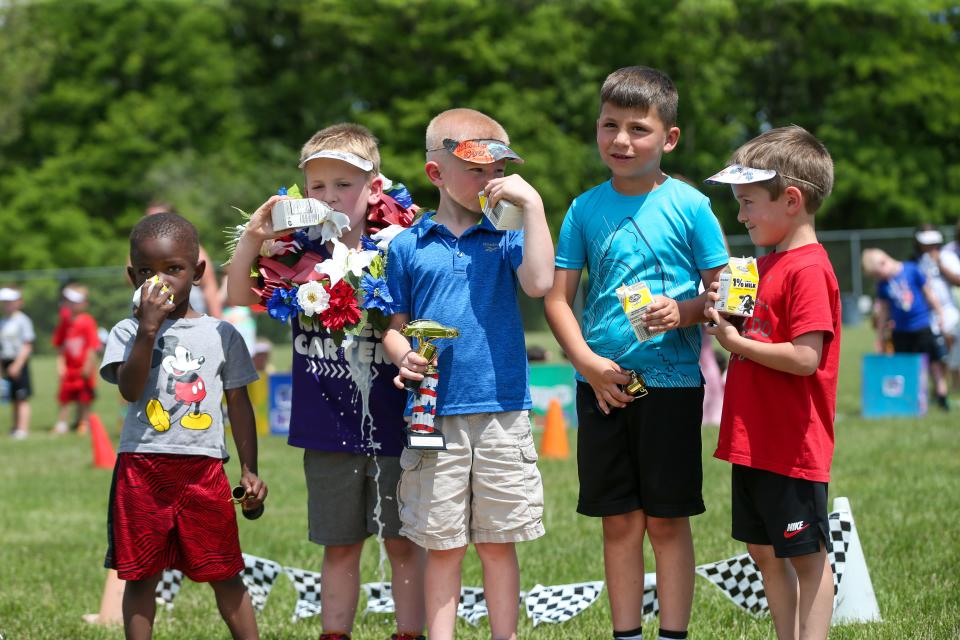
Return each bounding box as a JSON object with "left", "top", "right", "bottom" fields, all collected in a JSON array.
[
  {"left": 266, "top": 287, "right": 301, "bottom": 323},
  {"left": 360, "top": 235, "right": 379, "bottom": 251},
  {"left": 360, "top": 273, "right": 393, "bottom": 314},
  {"left": 385, "top": 183, "right": 414, "bottom": 209}
]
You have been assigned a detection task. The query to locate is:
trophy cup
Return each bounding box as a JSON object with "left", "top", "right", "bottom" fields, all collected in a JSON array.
[
  {"left": 624, "top": 370, "right": 648, "bottom": 398},
  {"left": 231, "top": 485, "right": 264, "bottom": 520},
  {"left": 401, "top": 320, "right": 460, "bottom": 450}
]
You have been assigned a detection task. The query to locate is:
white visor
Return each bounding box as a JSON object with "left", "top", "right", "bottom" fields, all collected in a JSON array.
[
  {"left": 298, "top": 150, "right": 374, "bottom": 172},
  {"left": 705, "top": 164, "right": 777, "bottom": 185},
  {"left": 916, "top": 229, "right": 944, "bottom": 246},
  {"left": 0, "top": 287, "right": 21, "bottom": 302},
  {"left": 62, "top": 288, "right": 86, "bottom": 303}
]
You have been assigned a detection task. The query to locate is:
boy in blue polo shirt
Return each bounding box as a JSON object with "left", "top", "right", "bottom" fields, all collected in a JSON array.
[
  {"left": 384, "top": 108, "right": 554, "bottom": 640},
  {"left": 545, "top": 67, "right": 728, "bottom": 640}
]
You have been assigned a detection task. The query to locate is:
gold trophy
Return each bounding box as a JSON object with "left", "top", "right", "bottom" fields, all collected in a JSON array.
[
  {"left": 624, "top": 370, "right": 648, "bottom": 398},
  {"left": 401, "top": 320, "right": 460, "bottom": 450}
]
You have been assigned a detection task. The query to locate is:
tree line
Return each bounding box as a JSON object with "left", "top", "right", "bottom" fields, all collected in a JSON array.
[{"left": 2, "top": 0, "right": 958, "bottom": 271}]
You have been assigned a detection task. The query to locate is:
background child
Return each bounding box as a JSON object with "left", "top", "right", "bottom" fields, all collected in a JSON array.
[
  {"left": 383, "top": 108, "right": 554, "bottom": 640},
  {"left": 226, "top": 123, "right": 425, "bottom": 640},
  {"left": 0, "top": 286, "right": 35, "bottom": 439},
  {"left": 862, "top": 246, "right": 949, "bottom": 409},
  {"left": 544, "top": 66, "right": 728, "bottom": 640},
  {"left": 704, "top": 125, "right": 840, "bottom": 640},
  {"left": 101, "top": 212, "right": 265, "bottom": 639},
  {"left": 52, "top": 283, "right": 100, "bottom": 434}
]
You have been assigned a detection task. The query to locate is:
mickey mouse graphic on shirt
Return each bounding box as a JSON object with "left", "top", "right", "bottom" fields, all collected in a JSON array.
[{"left": 142, "top": 335, "right": 213, "bottom": 432}]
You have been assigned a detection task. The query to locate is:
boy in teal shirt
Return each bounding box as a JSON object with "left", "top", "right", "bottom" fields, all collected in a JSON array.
[{"left": 545, "top": 66, "right": 728, "bottom": 640}]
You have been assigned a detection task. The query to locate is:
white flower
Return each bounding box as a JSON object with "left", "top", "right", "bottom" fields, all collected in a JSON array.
[
  {"left": 305, "top": 204, "right": 352, "bottom": 244},
  {"left": 296, "top": 281, "right": 330, "bottom": 317},
  {"left": 371, "top": 224, "right": 407, "bottom": 251},
  {"left": 260, "top": 238, "right": 301, "bottom": 257},
  {"left": 315, "top": 239, "right": 379, "bottom": 286}
]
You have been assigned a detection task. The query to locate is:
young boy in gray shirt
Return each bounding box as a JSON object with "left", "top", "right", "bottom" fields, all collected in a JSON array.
[{"left": 100, "top": 212, "right": 266, "bottom": 640}]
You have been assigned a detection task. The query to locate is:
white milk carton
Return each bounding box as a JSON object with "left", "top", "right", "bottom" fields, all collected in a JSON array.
[
  {"left": 478, "top": 191, "right": 524, "bottom": 230},
  {"left": 271, "top": 198, "right": 332, "bottom": 232}
]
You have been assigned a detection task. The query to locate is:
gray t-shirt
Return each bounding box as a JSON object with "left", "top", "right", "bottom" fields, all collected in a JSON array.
[
  {"left": 101, "top": 315, "right": 258, "bottom": 458},
  {"left": 0, "top": 311, "right": 35, "bottom": 361}
]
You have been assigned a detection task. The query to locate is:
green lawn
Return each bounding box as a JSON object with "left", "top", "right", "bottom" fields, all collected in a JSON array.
[{"left": 1, "top": 324, "right": 958, "bottom": 639}]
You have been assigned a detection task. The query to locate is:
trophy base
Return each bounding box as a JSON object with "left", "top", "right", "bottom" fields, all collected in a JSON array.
[{"left": 405, "top": 430, "right": 447, "bottom": 450}]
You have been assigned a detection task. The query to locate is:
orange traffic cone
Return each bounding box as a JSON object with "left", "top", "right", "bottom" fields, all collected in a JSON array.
[
  {"left": 89, "top": 413, "right": 117, "bottom": 469},
  {"left": 539, "top": 398, "right": 570, "bottom": 459}
]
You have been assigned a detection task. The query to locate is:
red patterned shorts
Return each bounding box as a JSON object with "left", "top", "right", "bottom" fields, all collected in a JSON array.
[{"left": 106, "top": 453, "right": 243, "bottom": 582}]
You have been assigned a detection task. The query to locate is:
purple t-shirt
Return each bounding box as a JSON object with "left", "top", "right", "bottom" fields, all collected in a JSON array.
[{"left": 287, "top": 317, "right": 406, "bottom": 456}]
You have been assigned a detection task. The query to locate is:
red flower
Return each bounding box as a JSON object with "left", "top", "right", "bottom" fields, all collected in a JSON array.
[{"left": 320, "top": 280, "right": 362, "bottom": 331}]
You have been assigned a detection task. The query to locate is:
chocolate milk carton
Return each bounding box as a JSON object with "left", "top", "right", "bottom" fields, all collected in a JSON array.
[{"left": 714, "top": 257, "right": 759, "bottom": 317}]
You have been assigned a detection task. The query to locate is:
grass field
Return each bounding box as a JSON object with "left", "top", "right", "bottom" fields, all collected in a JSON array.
[{"left": 1, "top": 324, "right": 958, "bottom": 639}]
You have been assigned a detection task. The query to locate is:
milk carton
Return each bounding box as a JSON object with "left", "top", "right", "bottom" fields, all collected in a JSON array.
[
  {"left": 616, "top": 281, "right": 655, "bottom": 343},
  {"left": 714, "top": 257, "right": 759, "bottom": 317},
  {"left": 478, "top": 191, "right": 524, "bottom": 230},
  {"left": 271, "top": 198, "right": 332, "bottom": 232}
]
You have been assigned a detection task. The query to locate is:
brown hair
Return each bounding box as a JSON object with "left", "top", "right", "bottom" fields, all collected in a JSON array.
[
  {"left": 600, "top": 66, "right": 678, "bottom": 128},
  {"left": 730, "top": 125, "right": 834, "bottom": 213}
]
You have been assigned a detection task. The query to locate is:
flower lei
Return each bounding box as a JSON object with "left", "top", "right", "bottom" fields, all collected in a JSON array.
[{"left": 228, "top": 181, "right": 416, "bottom": 345}]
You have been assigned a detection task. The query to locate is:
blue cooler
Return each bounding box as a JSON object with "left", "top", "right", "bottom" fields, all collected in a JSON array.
[
  {"left": 268, "top": 372, "right": 293, "bottom": 436},
  {"left": 861, "top": 354, "right": 927, "bottom": 418}
]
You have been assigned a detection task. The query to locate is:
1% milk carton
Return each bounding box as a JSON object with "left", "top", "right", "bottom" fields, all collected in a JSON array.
[
  {"left": 714, "top": 257, "right": 759, "bottom": 317},
  {"left": 616, "top": 281, "right": 655, "bottom": 343},
  {"left": 271, "top": 198, "right": 334, "bottom": 232},
  {"left": 478, "top": 191, "right": 524, "bottom": 230}
]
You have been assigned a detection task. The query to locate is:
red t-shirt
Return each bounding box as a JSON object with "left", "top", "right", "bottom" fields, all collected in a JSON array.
[
  {"left": 714, "top": 243, "right": 841, "bottom": 482},
  {"left": 53, "top": 312, "right": 100, "bottom": 375}
]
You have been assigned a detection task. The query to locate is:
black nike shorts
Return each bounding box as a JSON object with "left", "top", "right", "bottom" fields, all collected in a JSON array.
[
  {"left": 731, "top": 464, "right": 828, "bottom": 558},
  {"left": 575, "top": 382, "right": 705, "bottom": 518}
]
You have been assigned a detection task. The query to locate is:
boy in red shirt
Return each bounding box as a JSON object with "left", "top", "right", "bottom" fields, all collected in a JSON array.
[
  {"left": 52, "top": 284, "right": 101, "bottom": 434},
  {"left": 704, "top": 126, "right": 841, "bottom": 640}
]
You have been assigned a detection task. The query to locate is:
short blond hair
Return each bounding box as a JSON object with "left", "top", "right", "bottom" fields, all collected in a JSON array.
[
  {"left": 300, "top": 123, "right": 380, "bottom": 176},
  {"left": 730, "top": 125, "right": 834, "bottom": 213},
  {"left": 861, "top": 248, "right": 890, "bottom": 277},
  {"left": 425, "top": 108, "right": 509, "bottom": 157}
]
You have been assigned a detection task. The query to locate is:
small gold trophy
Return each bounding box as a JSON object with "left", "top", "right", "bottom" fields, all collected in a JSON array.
[
  {"left": 401, "top": 320, "right": 460, "bottom": 450},
  {"left": 624, "top": 370, "right": 648, "bottom": 398}
]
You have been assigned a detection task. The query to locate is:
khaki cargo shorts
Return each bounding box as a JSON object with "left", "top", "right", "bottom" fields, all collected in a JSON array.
[{"left": 397, "top": 410, "right": 545, "bottom": 550}]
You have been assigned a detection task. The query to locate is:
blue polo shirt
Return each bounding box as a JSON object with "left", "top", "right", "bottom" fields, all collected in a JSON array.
[{"left": 386, "top": 211, "right": 532, "bottom": 415}]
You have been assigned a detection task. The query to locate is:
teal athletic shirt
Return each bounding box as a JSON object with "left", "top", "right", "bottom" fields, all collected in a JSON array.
[{"left": 556, "top": 177, "right": 728, "bottom": 388}]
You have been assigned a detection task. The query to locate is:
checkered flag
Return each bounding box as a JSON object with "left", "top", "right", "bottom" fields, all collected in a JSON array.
[
  {"left": 362, "top": 581, "right": 395, "bottom": 614},
  {"left": 641, "top": 573, "right": 659, "bottom": 619},
  {"left": 524, "top": 581, "right": 605, "bottom": 626},
  {"left": 241, "top": 553, "right": 281, "bottom": 613},
  {"left": 154, "top": 569, "right": 184, "bottom": 610},
  {"left": 696, "top": 553, "right": 768, "bottom": 616},
  {"left": 457, "top": 586, "right": 488, "bottom": 626},
  {"left": 827, "top": 511, "right": 853, "bottom": 596},
  {"left": 284, "top": 565, "right": 322, "bottom": 621}
]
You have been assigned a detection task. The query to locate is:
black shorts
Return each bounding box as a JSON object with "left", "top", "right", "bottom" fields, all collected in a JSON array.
[
  {"left": 575, "top": 382, "right": 704, "bottom": 518},
  {"left": 1, "top": 359, "right": 31, "bottom": 400},
  {"left": 731, "top": 464, "right": 828, "bottom": 558},
  {"left": 892, "top": 328, "right": 945, "bottom": 362}
]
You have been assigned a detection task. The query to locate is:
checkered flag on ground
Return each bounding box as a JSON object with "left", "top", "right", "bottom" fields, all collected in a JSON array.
[
  {"left": 457, "top": 586, "right": 488, "bottom": 625},
  {"left": 284, "top": 565, "right": 322, "bottom": 621},
  {"left": 642, "top": 573, "right": 659, "bottom": 620},
  {"left": 154, "top": 569, "right": 184, "bottom": 610},
  {"left": 241, "top": 553, "right": 281, "bottom": 613},
  {"left": 524, "top": 581, "right": 605, "bottom": 626},
  {"left": 827, "top": 511, "right": 853, "bottom": 597},
  {"left": 362, "top": 581, "right": 395, "bottom": 614},
  {"left": 696, "top": 553, "right": 768, "bottom": 616}
]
